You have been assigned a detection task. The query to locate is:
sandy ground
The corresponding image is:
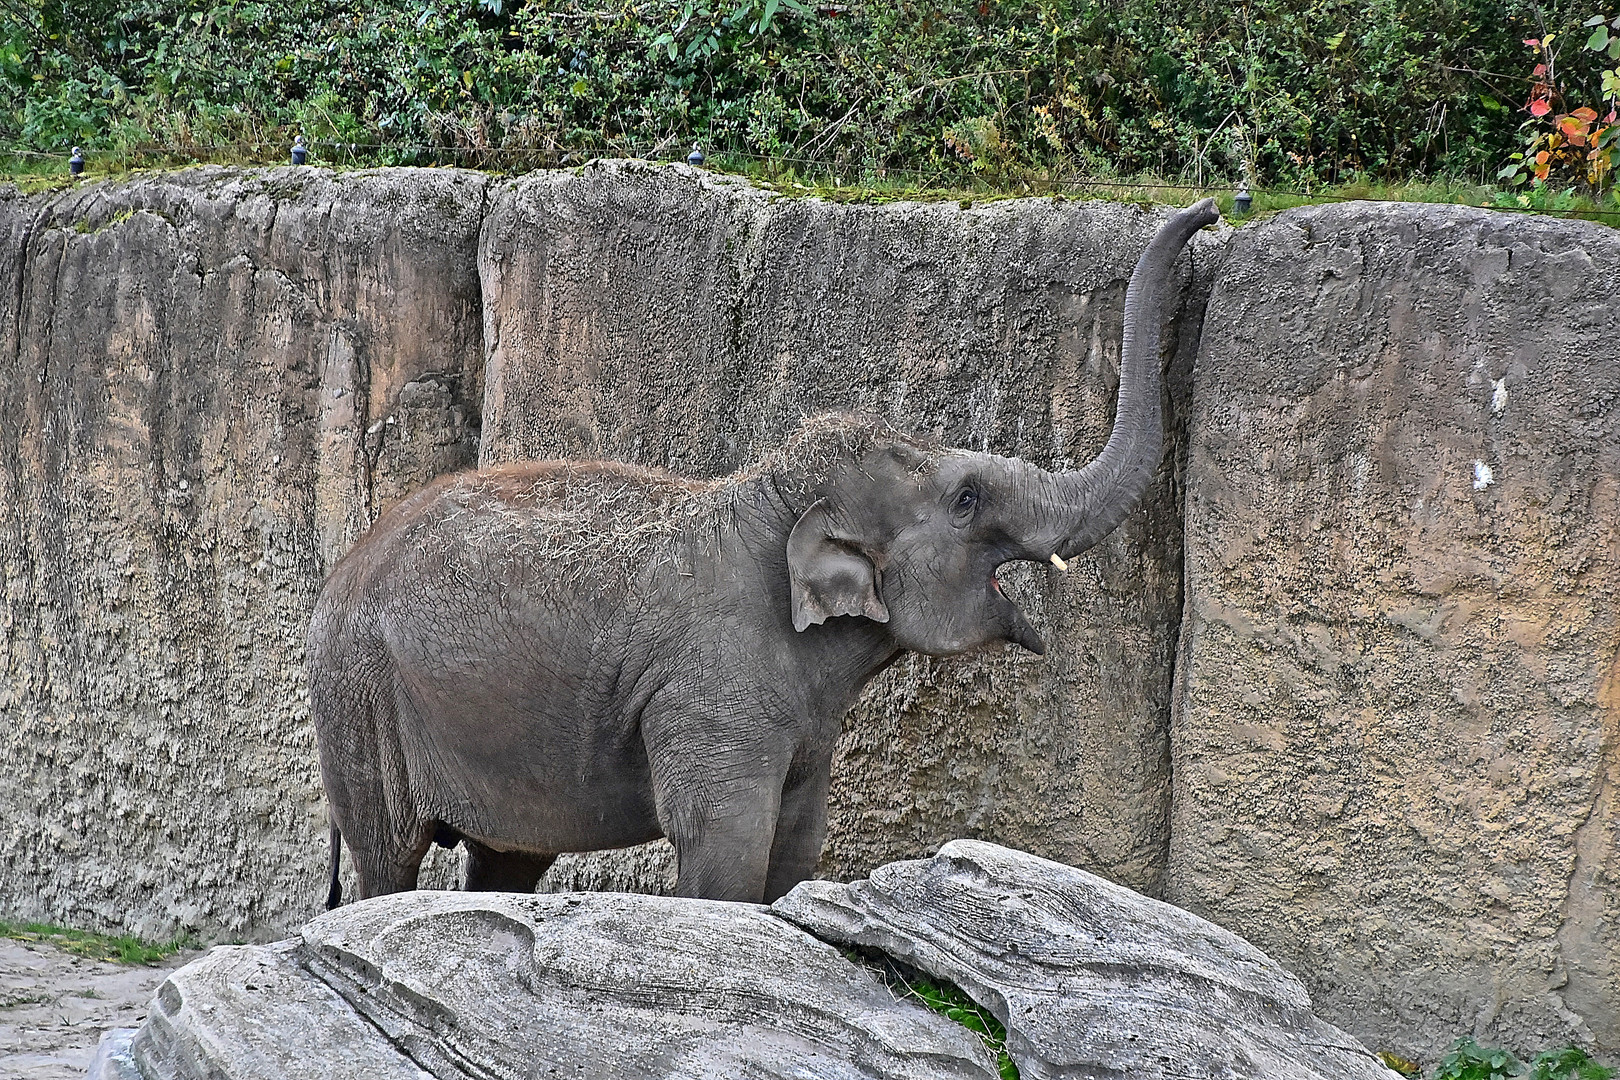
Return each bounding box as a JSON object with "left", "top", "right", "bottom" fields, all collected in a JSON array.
[{"left": 0, "top": 937, "right": 202, "bottom": 1080}]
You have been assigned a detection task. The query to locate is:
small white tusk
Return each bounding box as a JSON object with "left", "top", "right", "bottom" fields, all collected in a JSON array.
[{"left": 1049, "top": 553, "right": 1068, "bottom": 572}]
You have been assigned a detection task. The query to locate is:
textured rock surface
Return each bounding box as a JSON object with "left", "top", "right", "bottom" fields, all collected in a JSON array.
[
  {"left": 129, "top": 942, "right": 433, "bottom": 1080},
  {"left": 481, "top": 160, "right": 1222, "bottom": 896},
  {"left": 114, "top": 889, "right": 996, "bottom": 1079},
  {"left": 0, "top": 168, "right": 486, "bottom": 939},
  {"left": 1168, "top": 202, "right": 1620, "bottom": 1060},
  {"left": 776, "top": 839, "right": 1398, "bottom": 1080}
]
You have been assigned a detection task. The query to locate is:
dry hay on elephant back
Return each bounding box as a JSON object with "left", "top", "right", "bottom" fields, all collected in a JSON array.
[
  {"left": 758, "top": 412, "right": 942, "bottom": 511},
  {"left": 394, "top": 413, "right": 942, "bottom": 591}
]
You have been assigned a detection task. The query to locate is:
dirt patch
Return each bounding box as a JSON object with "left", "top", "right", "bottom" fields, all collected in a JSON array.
[{"left": 0, "top": 938, "right": 201, "bottom": 1079}]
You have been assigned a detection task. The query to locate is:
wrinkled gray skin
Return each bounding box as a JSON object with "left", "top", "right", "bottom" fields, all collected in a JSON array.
[{"left": 309, "top": 199, "right": 1218, "bottom": 906}]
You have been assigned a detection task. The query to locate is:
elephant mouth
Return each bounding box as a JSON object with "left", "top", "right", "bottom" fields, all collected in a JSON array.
[{"left": 991, "top": 572, "right": 1046, "bottom": 656}]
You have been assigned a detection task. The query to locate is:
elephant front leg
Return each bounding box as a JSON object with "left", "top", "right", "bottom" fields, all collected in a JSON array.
[
  {"left": 644, "top": 694, "right": 806, "bottom": 903},
  {"left": 648, "top": 730, "right": 786, "bottom": 903},
  {"left": 764, "top": 765, "right": 832, "bottom": 903},
  {"left": 658, "top": 785, "right": 783, "bottom": 902}
]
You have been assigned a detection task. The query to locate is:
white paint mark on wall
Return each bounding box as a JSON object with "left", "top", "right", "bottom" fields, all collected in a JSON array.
[
  {"left": 1347, "top": 450, "right": 1372, "bottom": 495},
  {"left": 1491, "top": 378, "right": 1508, "bottom": 414},
  {"left": 1473, "top": 461, "right": 1495, "bottom": 490}
]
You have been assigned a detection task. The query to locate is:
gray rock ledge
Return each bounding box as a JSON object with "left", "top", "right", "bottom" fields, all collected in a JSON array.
[
  {"left": 772, "top": 839, "right": 1400, "bottom": 1080},
  {"left": 110, "top": 890, "right": 994, "bottom": 1080},
  {"left": 95, "top": 842, "right": 1398, "bottom": 1080}
]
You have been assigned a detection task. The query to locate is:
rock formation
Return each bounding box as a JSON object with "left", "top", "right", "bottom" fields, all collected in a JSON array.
[
  {"left": 777, "top": 840, "right": 1399, "bottom": 1080},
  {"left": 93, "top": 843, "right": 1397, "bottom": 1080}
]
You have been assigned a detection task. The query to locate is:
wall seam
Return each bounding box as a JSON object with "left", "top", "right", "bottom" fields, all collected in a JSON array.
[{"left": 1159, "top": 224, "right": 1237, "bottom": 903}]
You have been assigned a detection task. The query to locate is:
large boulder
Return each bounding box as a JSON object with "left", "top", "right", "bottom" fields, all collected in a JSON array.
[
  {"left": 776, "top": 840, "right": 1400, "bottom": 1080},
  {"left": 0, "top": 168, "right": 487, "bottom": 940},
  {"left": 98, "top": 843, "right": 1394, "bottom": 1080},
  {"left": 479, "top": 160, "right": 1222, "bottom": 896},
  {"left": 1168, "top": 202, "right": 1620, "bottom": 1058},
  {"left": 110, "top": 889, "right": 997, "bottom": 1079}
]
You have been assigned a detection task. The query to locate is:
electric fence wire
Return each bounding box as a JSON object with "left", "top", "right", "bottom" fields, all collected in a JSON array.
[{"left": 7, "top": 138, "right": 1620, "bottom": 220}]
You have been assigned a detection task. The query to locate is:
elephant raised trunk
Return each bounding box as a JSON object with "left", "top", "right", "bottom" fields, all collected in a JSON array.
[{"left": 1016, "top": 197, "right": 1219, "bottom": 563}]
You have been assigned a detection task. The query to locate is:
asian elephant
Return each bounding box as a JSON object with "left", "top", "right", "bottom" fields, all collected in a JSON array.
[{"left": 309, "top": 197, "right": 1218, "bottom": 907}]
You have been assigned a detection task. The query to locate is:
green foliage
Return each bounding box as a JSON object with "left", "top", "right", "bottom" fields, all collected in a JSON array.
[
  {"left": 0, "top": 918, "right": 194, "bottom": 965},
  {"left": 841, "top": 948, "right": 1017, "bottom": 1078},
  {"left": 2, "top": 0, "right": 1613, "bottom": 190},
  {"left": 1491, "top": 180, "right": 1592, "bottom": 210},
  {"left": 651, "top": 0, "right": 812, "bottom": 64},
  {"left": 1523, "top": 1047, "right": 1619, "bottom": 1080},
  {"left": 1433, "top": 1039, "right": 1616, "bottom": 1080},
  {"left": 899, "top": 972, "right": 1018, "bottom": 1078},
  {"left": 1437, "top": 1040, "right": 1526, "bottom": 1080}
]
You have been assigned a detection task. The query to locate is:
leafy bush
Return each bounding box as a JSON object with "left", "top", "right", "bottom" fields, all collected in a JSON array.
[
  {"left": 1524, "top": 1047, "right": 1620, "bottom": 1080},
  {"left": 1434, "top": 1039, "right": 1616, "bottom": 1080},
  {"left": 2, "top": 0, "right": 1615, "bottom": 190},
  {"left": 1497, "top": 12, "right": 1620, "bottom": 198},
  {"left": 840, "top": 947, "right": 1017, "bottom": 1078},
  {"left": 898, "top": 971, "right": 1018, "bottom": 1079}
]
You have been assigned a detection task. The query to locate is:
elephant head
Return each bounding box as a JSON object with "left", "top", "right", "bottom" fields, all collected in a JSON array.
[{"left": 781, "top": 197, "right": 1219, "bottom": 658}]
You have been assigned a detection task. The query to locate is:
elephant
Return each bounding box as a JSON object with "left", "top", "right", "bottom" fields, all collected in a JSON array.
[{"left": 309, "top": 197, "right": 1218, "bottom": 907}]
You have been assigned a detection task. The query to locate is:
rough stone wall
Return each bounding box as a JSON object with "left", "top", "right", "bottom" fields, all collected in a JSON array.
[
  {"left": 1167, "top": 202, "right": 1620, "bottom": 1060},
  {"left": 478, "top": 161, "right": 1221, "bottom": 896},
  {"left": 0, "top": 168, "right": 487, "bottom": 940}
]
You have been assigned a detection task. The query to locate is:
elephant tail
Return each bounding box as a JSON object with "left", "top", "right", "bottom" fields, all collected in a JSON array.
[{"left": 325, "top": 819, "right": 343, "bottom": 910}]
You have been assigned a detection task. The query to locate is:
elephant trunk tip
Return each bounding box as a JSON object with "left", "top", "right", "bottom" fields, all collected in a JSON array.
[{"left": 1185, "top": 196, "right": 1220, "bottom": 226}]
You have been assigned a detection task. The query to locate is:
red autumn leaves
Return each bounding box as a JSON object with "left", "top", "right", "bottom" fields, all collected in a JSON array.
[{"left": 1513, "top": 32, "right": 1617, "bottom": 187}]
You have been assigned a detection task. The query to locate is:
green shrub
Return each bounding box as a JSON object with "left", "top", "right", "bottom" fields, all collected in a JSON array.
[
  {"left": 1433, "top": 1039, "right": 1616, "bottom": 1080},
  {"left": 3, "top": 0, "right": 1615, "bottom": 190},
  {"left": 1523, "top": 1046, "right": 1619, "bottom": 1080},
  {"left": 898, "top": 971, "right": 1018, "bottom": 1080}
]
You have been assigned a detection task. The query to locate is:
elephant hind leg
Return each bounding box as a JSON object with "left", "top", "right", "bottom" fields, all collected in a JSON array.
[
  {"left": 313, "top": 651, "right": 437, "bottom": 902},
  {"left": 463, "top": 841, "right": 556, "bottom": 893},
  {"left": 347, "top": 818, "right": 437, "bottom": 899}
]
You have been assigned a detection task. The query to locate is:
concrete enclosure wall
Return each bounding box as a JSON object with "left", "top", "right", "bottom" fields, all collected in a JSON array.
[
  {"left": 0, "top": 169, "right": 488, "bottom": 938},
  {"left": 1169, "top": 203, "right": 1620, "bottom": 1054},
  {"left": 1, "top": 162, "right": 1615, "bottom": 1064}
]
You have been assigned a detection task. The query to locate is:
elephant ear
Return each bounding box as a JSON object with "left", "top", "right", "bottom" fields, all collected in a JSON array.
[{"left": 786, "top": 499, "right": 890, "bottom": 632}]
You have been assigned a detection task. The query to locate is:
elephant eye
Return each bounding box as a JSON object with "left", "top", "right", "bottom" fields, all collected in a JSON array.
[{"left": 951, "top": 487, "right": 979, "bottom": 522}]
